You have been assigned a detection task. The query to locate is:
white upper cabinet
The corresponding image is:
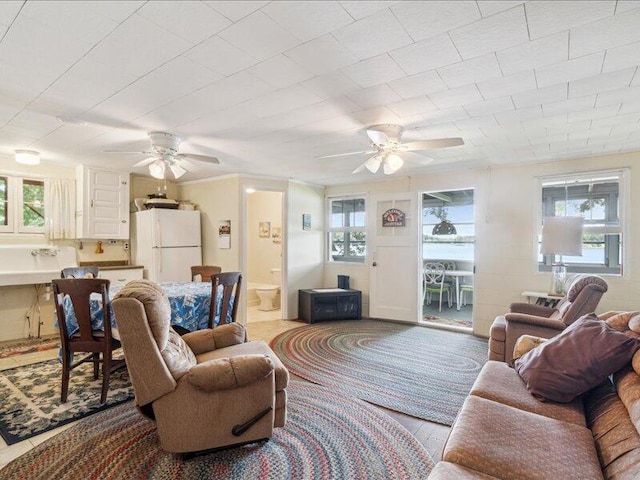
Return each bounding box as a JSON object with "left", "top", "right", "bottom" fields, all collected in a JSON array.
[{"left": 76, "top": 166, "right": 130, "bottom": 239}]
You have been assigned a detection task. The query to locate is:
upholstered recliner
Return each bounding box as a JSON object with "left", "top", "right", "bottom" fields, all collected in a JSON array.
[
  {"left": 111, "top": 280, "right": 288, "bottom": 453},
  {"left": 488, "top": 275, "right": 608, "bottom": 364}
]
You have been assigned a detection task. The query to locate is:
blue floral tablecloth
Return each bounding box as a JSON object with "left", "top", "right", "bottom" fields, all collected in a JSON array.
[{"left": 60, "top": 282, "right": 232, "bottom": 336}]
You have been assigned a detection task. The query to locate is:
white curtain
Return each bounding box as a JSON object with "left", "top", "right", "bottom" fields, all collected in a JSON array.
[{"left": 45, "top": 178, "right": 76, "bottom": 239}]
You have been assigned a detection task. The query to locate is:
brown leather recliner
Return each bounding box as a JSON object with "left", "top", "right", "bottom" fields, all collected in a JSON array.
[
  {"left": 488, "top": 275, "right": 608, "bottom": 364},
  {"left": 111, "top": 280, "right": 288, "bottom": 454}
]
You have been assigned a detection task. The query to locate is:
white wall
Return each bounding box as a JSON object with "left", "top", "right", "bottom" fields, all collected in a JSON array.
[
  {"left": 287, "top": 180, "right": 325, "bottom": 319},
  {"left": 247, "top": 191, "right": 282, "bottom": 284},
  {"left": 326, "top": 151, "right": 640, "bottom": 337}
]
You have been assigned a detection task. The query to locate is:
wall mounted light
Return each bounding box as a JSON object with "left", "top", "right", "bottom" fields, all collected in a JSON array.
[{"left": 15, "top": 150, "right": 40, "bottom": 165}]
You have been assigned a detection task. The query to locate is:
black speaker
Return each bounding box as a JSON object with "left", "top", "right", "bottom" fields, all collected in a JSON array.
[{"left": 337, "top": 275, "right": 350, "bottom": 289}]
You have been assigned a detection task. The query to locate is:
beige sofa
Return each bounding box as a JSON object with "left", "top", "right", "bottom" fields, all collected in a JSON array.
[{"left": 429, "top": 319, "right": 640, "bottom": 479}]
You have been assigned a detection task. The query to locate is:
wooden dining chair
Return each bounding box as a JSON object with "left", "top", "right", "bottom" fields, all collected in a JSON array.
[
  {"left": 52, "top": 278, "right": 125, "bottom": 404},
  {"left": 61, "top": 266, "right": 100, "bottom": 279},
  {"left": 190, "top": 265, "right": 222, "bottom": 282},
  {"left": 208, "top": 272, "right": 242, "bottom": 328}
]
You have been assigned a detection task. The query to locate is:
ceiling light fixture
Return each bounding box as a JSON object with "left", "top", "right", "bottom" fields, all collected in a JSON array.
[
  {"left": 246, "top": 188, "right": 256, "bottom": 194},
  {"left": 14, "top": 150, "right": 40, "bottom": 165},
  {"left": 169, "top": 163, "right": 187, "bottom": 179},
  {"left": 383, "top": 154, "right": 404, "bottom": 175},
  {"left": 365, "top": 155, "right": 383, "bottom": 173},
  {"left": 148, "top": 159, "right": 166, "bottom": 179}
]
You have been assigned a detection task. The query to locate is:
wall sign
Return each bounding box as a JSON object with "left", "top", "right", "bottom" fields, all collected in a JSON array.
[{"left": 382, "top": 208, "right": 406, "bottom": 227}]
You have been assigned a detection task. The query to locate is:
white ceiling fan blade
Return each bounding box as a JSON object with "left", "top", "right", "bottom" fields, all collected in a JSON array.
[
  {"left": 352, "top": 159, "right": 370, "bottom": 174},
  {"left": 318, "top": 150, "right": 377, "bottom": 159},
  {"left": 402, "top": 138, "right": 464, "bottom": 151},
  {"left": 177, "top": 153, "right": 220, "bottom": 164},
  {"left": 402, "top": 151, "right": 435, "bottom": 165},
  {"left": 367, "top": 129, "right": 390, "bottom": 147},
  {"left": 132, "top": 157, "right": 157, "bottom": 168}
]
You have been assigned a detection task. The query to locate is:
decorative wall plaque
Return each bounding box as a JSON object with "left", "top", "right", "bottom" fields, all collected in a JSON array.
[{"left": 382, "top": 208, "right": 406, "bottom": 227}]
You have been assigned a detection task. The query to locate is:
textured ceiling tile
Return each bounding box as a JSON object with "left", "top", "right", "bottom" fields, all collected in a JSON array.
[
  {"left": 477, "top": 70, "right": 537, "bottom": 99},
  {"left": 603, "top": 41, "right": 640, "bottom": 72},
  {"left": 536, "top": 53, "right": 605, "bottom": 88},
  {"left": 568, "top": 67, "right": 635, "bottom": 98},
  {"left": 387, "top": 70, "right": 447, "bottom": 99},
  {"left": 346, "top": 84, "right": 402, "bottom": 109},
  {"left": 421, "top": 106, "right": 470, "bottom": 125},
  {"left": 512, "top": 84, "right": 567, "bottom": 108},
  {"left": 390, "top": 1, "right": 480, "bottom": 42},
  {"left": 463, "top": 96, "right": 513, "bottom": 117},
  {"left": 186, "top": 36, "right": 259, "bottom": 77},
  {"left": 570, "top": 8, "right": 640, "bottom": 58},
  {"left": 332, "top": 9, "right": 412, "bottom": 60},
  {"left": 387, "top": 96, "right": 437, "bottom": 117},
  {"left": 476, "top": 1, "right": 523, "bottom": 18},
  {"left": 390, "top": 33, "right": 461, "bottom": 75},
  {"left": 567, "top": 104, "right": 621, "bottom": 123},
  {"left": 595, "top": 85, "right": 640, "bottom": 107},
  {"left": 525, "top": 1, "right": 614, "bottom": 40},
  {"left": 248, "top": 55, "right": 314, "bottom": 89},
  {"left": 218, "top": 11, "right": 300, "bottom": 61},
  {"left": 137, "top": 1, "right": 231, "bottom": 44},
  {"left": 437, "top": 53, "right": 502, "bottom": 89},
  {"left": 285, "top": 35, "right": 359, "bottom": 75},
  {"left": 455, "top": 115, "right": 499, "bottom": 129},
  {"left": 204, "top": 1, "right": 269, "bottom": 22},
  {"left": 428, "top": 84, "right": 482, "bottom": 109},
  {"left": 339, "top": 1, "right": 399, "bottom": 20},
  {"left": 542, "top": 95, "right": 597, "bottom": 117},
  {"left": 300, "top": 72, "right": 361, "bottom": 100},
  {"left": 263, "top": 1, "right": 353, "bottom": 42},
  {"left": 341, "top": 54, "right": 406, "bottom": 88},
  {"left": 449, "top": 5, "right": 528, "bottom": 59},
  {"left": 615, "top": 1, "right": 640, "bottom": 14},
  {"left": 496, "top": 31, "right": 569, "bottom": 76},
  {"left": 494, "top": 106, "right": 543, "bottom": 125}
]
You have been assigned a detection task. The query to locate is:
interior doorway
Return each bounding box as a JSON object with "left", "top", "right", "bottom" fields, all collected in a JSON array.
[
  {"left": 420, "top": 189, "right": 475, "bottom": 331},
  {"left": 245, "top": 190, "right": 284, "bottom": 323}
]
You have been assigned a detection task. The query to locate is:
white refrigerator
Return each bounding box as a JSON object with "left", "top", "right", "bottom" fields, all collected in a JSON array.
[{"left": 132, "top": 209, "right": 202, "bottom": 283}]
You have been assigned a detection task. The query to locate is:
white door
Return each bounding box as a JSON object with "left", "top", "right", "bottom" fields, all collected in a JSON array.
[
  {"left": 88, "top": 169, "right": 129, "bottom": 239},
  {"left": 368, "top": 193, "right": 420, "bottom": 323}
]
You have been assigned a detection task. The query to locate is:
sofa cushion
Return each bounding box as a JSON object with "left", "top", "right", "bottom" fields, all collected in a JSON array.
[
  {"left": 584, "top": 380, "right": 640, "bottom": 479},
  {"left": 514, "top": 314, "right": 640, "bottom": 403},
  {"left": 471, "top": 361, "right": 585, "bottom": 426},
  {"left": 443, "top": 396, "right": 603, "bottom": 480},
  {"left": 428, "top": 462, "right": 501, "bottom": 479}
]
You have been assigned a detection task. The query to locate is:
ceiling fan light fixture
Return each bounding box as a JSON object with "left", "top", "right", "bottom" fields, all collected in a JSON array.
[
  {"left": 149, "top": 159, "right": 166, "bottom": 179},
  {"left": 383, "top": 154, "right": 404, "bottom": 175},
  {"left": 365, "top": 155, "right": 382, "bottom": 173},
  {"left": 169, "top": 163, "right": 187, "bottom": 179},
  {"left": 15, "top": 150, "right": 40, "bottom": 165}
]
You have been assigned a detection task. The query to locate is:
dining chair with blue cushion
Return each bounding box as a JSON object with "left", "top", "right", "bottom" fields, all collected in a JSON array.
[
  {"left": 52, "top": 278, "right": 125, "bottom": 403},
  {"left": 423, "top": 262, "right": 452, "bottom": 312},
  {"left": 209, "top": 272, "right": 242, "bottom": 328}
]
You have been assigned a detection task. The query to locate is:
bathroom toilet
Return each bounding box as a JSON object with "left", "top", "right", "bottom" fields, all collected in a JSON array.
[{"left": 256, "top": 268, "right": 281, "bottom": 311}]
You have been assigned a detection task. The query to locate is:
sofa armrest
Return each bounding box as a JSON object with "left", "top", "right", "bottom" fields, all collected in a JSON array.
[
  {"left": 182, "top": 323, "right": 247, "bottom": 355},
  {"left": 509, "top": 302, "right": 557, "bottom": 317},
  {"left": 187, "top": 354, "right": 274, "bottom": 391},
  {"left": 505, "top": 313, "right": 567, "bottom": 330}
]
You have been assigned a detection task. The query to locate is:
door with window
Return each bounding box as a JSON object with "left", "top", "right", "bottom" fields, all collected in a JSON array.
[{"left": 368, "top": 193, "right": 419, "bottom": 323}]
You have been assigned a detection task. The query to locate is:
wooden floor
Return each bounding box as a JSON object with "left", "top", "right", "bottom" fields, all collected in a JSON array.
[{"left": 0, "top": 319, "right": 449, "bottom": 470}]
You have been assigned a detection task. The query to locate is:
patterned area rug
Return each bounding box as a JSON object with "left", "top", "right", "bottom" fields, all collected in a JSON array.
[
  {"left": 1, "top": 381, "right": 434, "bottom": 479},
  {"left": 0, "top": 337, "right": 59, "bottom": 359},
  {"left": 0, "top": 358, "right": 133, "bottom": 445},
  {"left": 270, "top": 320, "right": 488, "bottom": 425}
]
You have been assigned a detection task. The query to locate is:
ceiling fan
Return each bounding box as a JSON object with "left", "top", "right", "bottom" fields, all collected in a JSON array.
[
  {"left": 104, "top": 131, "right": 220, "bottom": 180},
  {"left": 319, "top": 124, "right": 464, "bottom": 175}
]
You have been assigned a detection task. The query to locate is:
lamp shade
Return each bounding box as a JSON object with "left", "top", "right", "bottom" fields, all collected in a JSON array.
[
  {"left": 541, "top": 216, "right": 584, "bottom": 256},
  {"left": 148, "top": 159, "right": 166, "bottom": 179},
  {"left": 15, "top": 150, "right": 40, "bottom": 165}
]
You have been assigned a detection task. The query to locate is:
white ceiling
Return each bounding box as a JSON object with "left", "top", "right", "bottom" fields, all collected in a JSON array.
[{"left": 1, "top": 1, "right": 640, "bottom": 185}]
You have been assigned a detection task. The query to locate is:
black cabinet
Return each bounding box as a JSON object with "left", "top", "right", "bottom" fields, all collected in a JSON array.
[{"left": 298, "top": 289, "right": 362, "bottom": 324}]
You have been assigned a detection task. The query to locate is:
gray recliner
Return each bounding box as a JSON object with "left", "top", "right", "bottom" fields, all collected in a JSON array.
[{"left": 488, "top": 275, "right": 608, "bottom": 364}]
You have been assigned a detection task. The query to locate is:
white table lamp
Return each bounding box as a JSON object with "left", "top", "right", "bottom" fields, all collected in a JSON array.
[{"left": 541, "top": 216, "right": 584, "bottom": 295}]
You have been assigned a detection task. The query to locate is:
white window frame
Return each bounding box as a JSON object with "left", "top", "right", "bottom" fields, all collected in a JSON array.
[
  {"left": 0, "top": 174, "right": 46, "bottom": 235},
  {"left": 327, "top": 195, "right": 367, "bottom": 264},
  {"left": 536, "top": 169, "right": 628, "bottom": 276}
]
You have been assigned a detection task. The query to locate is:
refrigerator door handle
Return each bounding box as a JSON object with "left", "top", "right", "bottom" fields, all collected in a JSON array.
[{"left": 157, "top": 218, "right": 162, "bottom": 248}]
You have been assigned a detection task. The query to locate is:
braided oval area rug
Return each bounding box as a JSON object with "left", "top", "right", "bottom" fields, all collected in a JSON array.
[
  {"left": 1, "top": 381, "right": 434, "bottom": 479},
  {"left": 270, "top": 320, "right": 488, "bottom": 425}
]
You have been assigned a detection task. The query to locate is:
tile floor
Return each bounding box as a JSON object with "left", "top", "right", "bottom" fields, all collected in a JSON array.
[{"left": 0, "top": 319, "right": 450, "bottom": 470}]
